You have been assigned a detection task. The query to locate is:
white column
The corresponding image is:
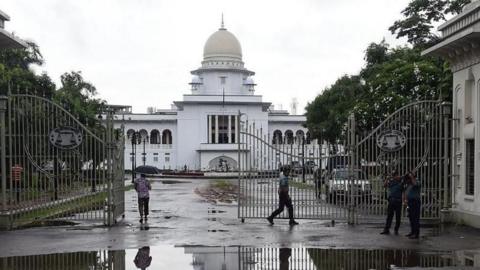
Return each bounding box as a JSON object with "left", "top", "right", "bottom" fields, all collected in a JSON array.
[
  {"left": 208, "top": 115, "right": 212, "bottom": 143},
  {"left": 228, "top": 115, "right": 231, "bottom": 143},
  {"left": 215, "top": 115, "right": 219, "bottom": 144},
  {"left": 233, "top": 115, "right": 240, "bottom": 143},
  {"left": 476, "top": 78, "right": 480, "bottom": 197}
]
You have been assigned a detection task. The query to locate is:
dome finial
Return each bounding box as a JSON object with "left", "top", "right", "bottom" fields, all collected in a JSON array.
[{"left": 220, "top": 13, "right": 226, "bottom": 30}]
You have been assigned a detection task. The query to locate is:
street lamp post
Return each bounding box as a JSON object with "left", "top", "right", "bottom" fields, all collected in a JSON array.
[
  {"left": 302, "top": 135, "right": 306, "bottom": 183},
  {"left": 131, "top": 131, "right": 138, "bottom": 183},
  {"left": 142, "top": 136, "right": 148, "bottom": 166}
]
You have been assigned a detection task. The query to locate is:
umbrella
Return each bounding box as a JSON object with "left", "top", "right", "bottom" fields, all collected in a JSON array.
[{"left": 135, "top": 165, "right": 161, "bottom": 175}]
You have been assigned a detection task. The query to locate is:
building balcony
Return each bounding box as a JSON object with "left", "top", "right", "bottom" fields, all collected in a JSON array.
[{"left": 197, "top": 143, "right": 247, "bottom": 152}]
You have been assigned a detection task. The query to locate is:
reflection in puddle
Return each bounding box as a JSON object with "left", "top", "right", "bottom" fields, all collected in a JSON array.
[{"left": 0, "top": 246, "right": 479, "bottom": 270}]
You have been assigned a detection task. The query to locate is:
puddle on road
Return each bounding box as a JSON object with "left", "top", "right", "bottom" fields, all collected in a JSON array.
[
  {"left": 1, "top": 246, "right": 479, "bottom": 270},
  {"left": 208, "top": 209, "right": 226, "bottom": 214},
  {"left": 161, "top": 180, "right": 192, "bottom": 184},
  {"left": 208, "top": 229, "right": 229, "bottom": 232}
]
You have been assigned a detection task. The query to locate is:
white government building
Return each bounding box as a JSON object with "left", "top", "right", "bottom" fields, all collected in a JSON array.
[
  {"left": 424, "top": 0, "right": 480, "bottom": 228},
  {"left": 115, "top": 21, "right": 313, "bottom": 171}
]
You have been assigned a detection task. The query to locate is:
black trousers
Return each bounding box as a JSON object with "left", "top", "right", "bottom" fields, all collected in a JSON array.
[
  {"left": 385, "top": 198, "right": 402, "bottom": 231},
  {"left": 270, "top": 191, "right": 294, "bottom": 221},
  {"left": 138, "top": 197, "right": 149, "bottom": 217},
  {"left": 408, "top": 199, "right": 421, "bottom": 236}
]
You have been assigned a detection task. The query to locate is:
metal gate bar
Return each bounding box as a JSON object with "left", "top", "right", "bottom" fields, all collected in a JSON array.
[
  {"left": 0, "top": 92, "right": 125, "bottom": 229},
  {"left": 238, "top": 100, "right": 452, "bottom": 223},
  {"left": 238, "top": 117, "right": 351, "bottom": 222},
  {"left": 239, "top": 247, "right": 456, "bottom": 269}
]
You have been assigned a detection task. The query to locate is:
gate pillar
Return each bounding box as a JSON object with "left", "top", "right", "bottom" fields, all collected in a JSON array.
[
  {"left": 105, "top": 108, "right": 115, "bottom": 226},
  {"left": 347, "top": 113, "right": 358, "bottom": 225},
  {"left": 0, "top": 96, "right": 7, "bottom": 214}
]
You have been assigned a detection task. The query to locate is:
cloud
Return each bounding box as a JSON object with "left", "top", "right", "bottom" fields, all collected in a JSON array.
[{"left": 3, "top": 0, "right": 410, "bottom": 113}]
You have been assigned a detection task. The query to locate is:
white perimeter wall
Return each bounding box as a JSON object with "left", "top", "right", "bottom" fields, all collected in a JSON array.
[{"left": 452, "top": 64, "right": 480, "bottom": 225}]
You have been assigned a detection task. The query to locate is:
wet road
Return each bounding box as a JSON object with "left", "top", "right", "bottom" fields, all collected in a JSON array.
[
  {"left": 1, "top": 245, "right": 479, "bottom": 269},
  {"left": 0, "top": 178, "right": 480, "bottom": 269}
]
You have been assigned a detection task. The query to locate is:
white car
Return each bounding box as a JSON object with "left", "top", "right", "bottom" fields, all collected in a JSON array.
[{"left": 326, "top": 168, "right": 371, "bottom": 203}]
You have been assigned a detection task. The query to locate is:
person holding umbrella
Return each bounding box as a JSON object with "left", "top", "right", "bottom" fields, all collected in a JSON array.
[
  {"left": 134, "top": 173, "right": 152, "bottom": 223},
  {"left": 134, "top": 246, "right": 152, "bottom": 269}
]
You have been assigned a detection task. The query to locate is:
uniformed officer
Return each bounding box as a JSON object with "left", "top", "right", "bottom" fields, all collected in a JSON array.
[
  {"left": 380, "top": 170, "right": 404, "bottom": 235},
  {"left": 405, "top": 172, "right": 421, "bottom": 239},
  {"left": 267, "top": 166, "right": 299, "bottom": 226}
]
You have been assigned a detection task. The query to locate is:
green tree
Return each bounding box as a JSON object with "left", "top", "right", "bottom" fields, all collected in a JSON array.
[
  {"left": 0, "top": 41, "right": 56, "bottom": 97},
  {"left": 305, "top": 75, "right": 364, "bottom": 144},
  {"left": 305, "top": 41, "right": 452, "bottom": 137},
  {"left": 354, "top": 44, "right": 451, "bottom": 130},
  {"left": 389, "top": 0, "right": 471, "bottom": 47},
  {"left": 54, "top": 71, "right": 106, "bottom": 130},
  {"left": 306, "top": 0, "right": 461, "bottom": 139}
]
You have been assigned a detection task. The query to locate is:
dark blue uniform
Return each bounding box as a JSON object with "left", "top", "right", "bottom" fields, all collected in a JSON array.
[
  {"left": 406, "top": 178, "right": 421, "bottom": 238},
  {"left": 268, "top": 173, "right": 296, "bottom": 224},
  {"left": 383, "top": 176, "right": 404, "bottom": 234}
]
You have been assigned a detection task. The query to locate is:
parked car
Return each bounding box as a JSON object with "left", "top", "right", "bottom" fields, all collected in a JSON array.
[
  {"left": 305, "top": 160, "right": 317, "bottom": 173},
  {"left": 326, "top": 168, "right": 371, "bottom": 203},
  {"left": 289, "top": 161, "right": 303, "bottom": 175},
  {"left": 326, "top": 155, "right": 349, "bottom": 173}
]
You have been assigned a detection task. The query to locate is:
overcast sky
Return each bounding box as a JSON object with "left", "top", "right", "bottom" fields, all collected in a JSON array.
[{"left": 3, "top": 0, "right": 411, "bottom": 114}]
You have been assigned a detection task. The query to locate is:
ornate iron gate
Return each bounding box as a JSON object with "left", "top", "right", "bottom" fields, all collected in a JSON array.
[
  {"left": 237, "top": 119, "right": 355, "bottom": 222},
  {"left": 237, "top": 100, "right": 451, "bottom": 223},
  {"left": 352, "top": 100, "right": 451, "bottom": 222},
  {"left": 238, "top": 247, "right": 458, "bottom": 269},
  {"left": 0, "top": 250, "right": 125, "bottom": 270},
  {"left": 0, "top": 94, "right": 125, "bottom": 229}
]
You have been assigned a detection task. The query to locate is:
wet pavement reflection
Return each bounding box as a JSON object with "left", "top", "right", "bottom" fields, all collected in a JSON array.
[{"left": 1, "top": 245, "right": 480, "bottom": 270}]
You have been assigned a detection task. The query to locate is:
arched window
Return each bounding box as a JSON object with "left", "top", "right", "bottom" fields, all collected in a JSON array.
[
  {"left": 150, "top": 129, "right": 160, "bottom": 144},
  {"left": 306, "top": 131, "right": 312, "bottom": 144},
  {"left": 272, "top": 130, "right": 283, "bottom": 144},
  {"left": 162, "top": 129, "right": 172, "bottom": 144},
  {"left": 295, "top": 130, "right": 305, "bottom": 144},
  {"left": 138, "top": 129, "right": 148, "bottom": 144},
  {"left": 126, "top": 129, "right": 135, "bottom": 140},
  {"left": 285, "top": 130, "right": 294, "bottom": 144}
]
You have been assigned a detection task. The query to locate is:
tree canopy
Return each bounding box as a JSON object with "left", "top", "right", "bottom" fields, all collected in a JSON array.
[
  {"left": 55, "top": 71, "right": 105, "bottom": 129},
  {"left": 0, "top": 42, "right": 105, "bottom": 128},
  {"left": 0, "top": 42, "right": 55, "bottom": 97},
  {"left": 305, "top": 0, "right": 467, "bottom": 142},
  {"left": 305, "top": 75, "right": 364, "bottom": 144},
  {"left": 389, "top": 0, "right": 471, "bottom": 47}
]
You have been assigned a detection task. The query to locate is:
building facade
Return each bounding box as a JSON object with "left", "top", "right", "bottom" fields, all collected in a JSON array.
[
  {"left": 115, "top": 22, "right": 314, "bottom": 171},
  {"left": 0, "top": 10, "right": 27, "bottom": 50},
  {"left": 424, "top": 0, "right": 480, "bottom": 227}
]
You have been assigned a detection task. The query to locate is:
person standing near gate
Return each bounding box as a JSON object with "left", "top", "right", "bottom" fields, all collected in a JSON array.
[
  {"left": 11, "top": 164, "right": 23, "bottom": 202},
  {"left": 267, "top": 166, "right": 299, "bottom": 226},
  {"left": 134, "top": 173, "right": 151, "bottom": 223},
  {"left": 405, "top": 172, "right": 421, "bottom": 239},
  {"left": 380, "top": 170, "right": 404, "bottom": 235}
]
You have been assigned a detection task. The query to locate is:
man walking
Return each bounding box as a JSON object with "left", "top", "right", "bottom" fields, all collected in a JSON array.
[
  {"left": 380, "top": 170, "right": 404, "bottom": 235},
  {"left": 134, "top": 173, "right": 152, "bottom": 223},
  {"left": 405, "top": 172, "right": 421, "bottom": 239},
  {"left": 267, "top": 166, "right": 299, "bottom": 226}
]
